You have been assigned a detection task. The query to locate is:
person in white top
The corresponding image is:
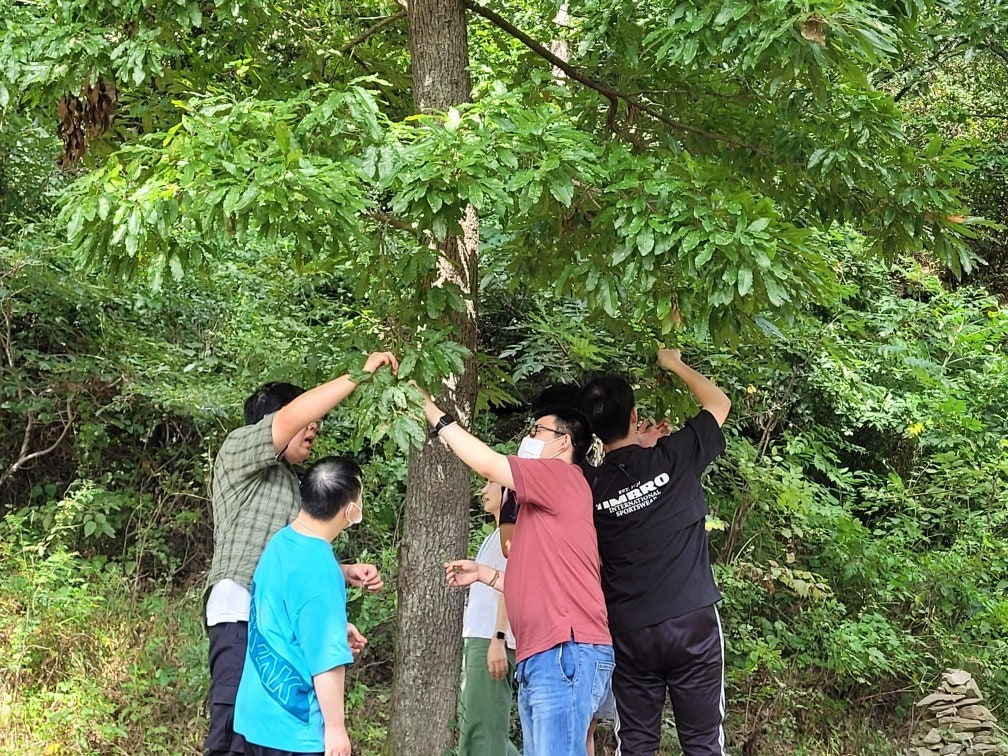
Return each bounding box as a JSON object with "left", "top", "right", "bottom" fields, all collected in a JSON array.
[{"left": 457, "top": 480, "right": 520, "bottom": 756}]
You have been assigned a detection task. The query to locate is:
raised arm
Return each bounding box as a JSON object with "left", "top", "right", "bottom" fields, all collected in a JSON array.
[
  {"left": 423, "top": 395, "right": 514, "bottom": 490},
  {"left": 272, "top": 351, "right": 398, "bottom": 452},
  {"left": 657, "top": 348, "right": 731, "bottom": 427}
]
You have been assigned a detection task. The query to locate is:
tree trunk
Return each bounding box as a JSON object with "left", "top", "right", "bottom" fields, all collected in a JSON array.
[
  {"left": 407, "top": 0, "right": 471, "bottom": 113},
  {"left": 388, "top": 2, "right": 476, "bottom": 753}
]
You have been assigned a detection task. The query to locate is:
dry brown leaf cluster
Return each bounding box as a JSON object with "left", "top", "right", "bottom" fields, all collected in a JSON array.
[
  {"left": 57, "top": 75, "right": 117, "bottom": 170},
  {"left": 800, "top": 15, "right": 827, "bottom": 45}
]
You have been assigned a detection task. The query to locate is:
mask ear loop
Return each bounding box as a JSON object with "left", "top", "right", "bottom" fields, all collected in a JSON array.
[{"left": 545, "top": 434, "right": 568, "bottom": 460}]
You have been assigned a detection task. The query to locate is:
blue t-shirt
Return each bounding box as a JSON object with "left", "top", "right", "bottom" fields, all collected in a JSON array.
[{"left": 234, "top": 525, "right": 353, "bottom": 751}]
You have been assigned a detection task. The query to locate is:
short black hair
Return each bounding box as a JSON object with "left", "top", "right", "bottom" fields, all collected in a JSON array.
[
  {"left": 581, "top": 374, "right": 635, "bottom": 444},
  {"left": 531, "top": 383, "right": 582, "bottom": 413},
  {"left": 243, "top": 382, "right": 305, "bottom": 425},
  {"left": 535, "top": 405, "right": 593, "bottom": 465},
  {"left": 300, "top": 456, "right": 363, "bottom": 521}
]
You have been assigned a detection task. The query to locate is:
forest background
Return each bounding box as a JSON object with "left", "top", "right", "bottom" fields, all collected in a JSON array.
[{"left": 1, "top": 0, "right": 1007, "bottom": 753}]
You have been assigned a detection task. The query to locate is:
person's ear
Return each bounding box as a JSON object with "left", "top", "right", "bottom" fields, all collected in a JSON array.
[{"left": 630, "top": 406, "right": 639, "bottom": 429}]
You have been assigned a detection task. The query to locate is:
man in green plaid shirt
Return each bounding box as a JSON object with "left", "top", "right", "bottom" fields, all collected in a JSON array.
[{"left": 203, "top": 350, "right": 398, "bottom": 756}]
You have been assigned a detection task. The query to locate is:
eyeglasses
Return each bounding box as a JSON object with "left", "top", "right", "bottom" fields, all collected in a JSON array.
[
  {"left": 529, "top": 422, "right": 564, "bottom": 437},
  {"left": 309, "top": 417, "right": 325, "bottom": 432}
]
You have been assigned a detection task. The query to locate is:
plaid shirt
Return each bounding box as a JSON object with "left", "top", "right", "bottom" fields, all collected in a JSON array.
[{"left": 204, "top": 412, "right": 301, "bottom": 597}]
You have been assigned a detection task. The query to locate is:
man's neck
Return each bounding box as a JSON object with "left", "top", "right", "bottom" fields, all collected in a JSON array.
[
  {"left": 605, "top": 434, "right": 637, "bottom": 453},
  {"left": 293, "top": 511, "right": 342, "bottom": 542}
]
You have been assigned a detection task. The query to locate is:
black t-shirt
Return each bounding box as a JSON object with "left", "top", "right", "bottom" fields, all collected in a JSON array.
[{"left": 586, "top": 409, "right": 725, "bottom": 634}]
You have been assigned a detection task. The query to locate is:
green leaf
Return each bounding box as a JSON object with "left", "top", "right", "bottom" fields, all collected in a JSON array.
[
  {"left": 233, "top": 184, "right": 259, "bottom": 214},
  {"left": 276, "top": 122, "right": 291, "bottom": 154},
  {"left": 637, "top": 225, "right": 655, "bottom": 255},
  {"left": 67, "top": 207, "right": 84, "bottom": 240},
  {"left": 397, "top": 351, "right": 418, "bottom": 380},
  {"left": 764, "top": 275, "right": 787, "bottom": 306},
  {"left": 426, "top": 287, "right": 445, "bottom": 318},
  {"left": 681, "top": 230, "right": 701, "bottom": 254},
  {"left": 97, "top": 195, "right": 111, "bottom": 221},
  {"left": 694, "top": 244, "right": 715, "bottom": 267},
  {"left": 924, "top": 135, "right": 942, "bottom": 159},
  {"left": 548, "top": 175, "right": 574, "bottom": 206},
  {"left": 169, "top": 255, "right": 184, "bottom": 281},
  {"left": 737, "top": 266, "right": 753, "bottom": 296},
  {"left": 125, "top": 231, "right": 138, "bottom": 257},
  {"left": 714, "top": 3, "right": 737, "bottom": 26},
  {"left": 681, "top": 37, "right": 699, "bottom": 65},
  {"left": 598, "top": 277, "right": 617, "bottom": 317}
]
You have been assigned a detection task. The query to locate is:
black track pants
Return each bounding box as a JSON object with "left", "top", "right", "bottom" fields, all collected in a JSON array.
[
  {"left": 611, "top": 605, "right": 726, "bottom": 756},
  {"left": 205, "top": 621, "right": 249, "bottom": 756}
]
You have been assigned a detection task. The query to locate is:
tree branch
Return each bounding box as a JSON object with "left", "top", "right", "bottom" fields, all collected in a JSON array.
[
  {"left": 876, "top": 36, "right": 968, "bottom": 89},
  {"left": 0, "top": 262, "right": 27, "bottom": 372},
  {"left": 12, "top": 413, "right": 36, "bottom": 473},
  {"left": 0, "top": 400, "right": 76, "bottom": 486},
  {"left": 340, "top": 10, "right": 408, "bottom": 54},
  {"left": 986, "top": 42, "right": 1008, "bottom": 65},
  {"left": 368, "top": 209, "right": 421, "bottom": 237},
  {"left": 461, "top": 0, "right": 757, "bottom": 152}
]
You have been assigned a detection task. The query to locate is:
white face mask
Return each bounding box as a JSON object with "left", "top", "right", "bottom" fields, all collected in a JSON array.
[
  {"left": 517, "top": 437, "right": 545, "bottom": 459},
  {"left": 346, "top": 500, "right": 363, "bottom": 526},
  {"left": 518, "top": 435, "right": 566, "bottom": 460}
]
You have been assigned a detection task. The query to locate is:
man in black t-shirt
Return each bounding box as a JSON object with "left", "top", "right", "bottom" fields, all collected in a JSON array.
[{"left": 582, "top": 348, "right": 731, "bottom": 756}]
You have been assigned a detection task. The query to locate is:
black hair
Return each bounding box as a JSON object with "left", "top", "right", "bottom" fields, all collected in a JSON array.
[
  {"left": 581, "top": 374, "right": 635, "bottom": 444},
  {"left": 243, "top": 382, "right": 305, "bottom": 425},
  {"left": 534, "top": 405, "right": 594, "bottom": 465},
  {"left": 299, "top": 456, "right": 363, "bottom": 521},
  {"left": 530, "top": 383, "right": 582, "bottom": 413}
]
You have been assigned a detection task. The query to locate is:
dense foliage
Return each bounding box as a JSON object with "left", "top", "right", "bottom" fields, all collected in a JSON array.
[
  {"left": 3, "top": 236, "right": 1007, "bottom": 753},
  {"left": 3, "top": 0, "right": 996, "bottom": 339},
  {"left": 2, "top": 0, "right": 1007, "bottom": 752}
]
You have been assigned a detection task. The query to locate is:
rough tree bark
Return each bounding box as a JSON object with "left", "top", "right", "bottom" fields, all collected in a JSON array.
[{"left": 387, "top": 0, "right": 478, "bottom": 753}]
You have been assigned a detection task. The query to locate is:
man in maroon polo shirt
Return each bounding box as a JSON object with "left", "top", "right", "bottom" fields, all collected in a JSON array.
[{"left": 425, "top": 392, "right": 613, "bottom": 756}]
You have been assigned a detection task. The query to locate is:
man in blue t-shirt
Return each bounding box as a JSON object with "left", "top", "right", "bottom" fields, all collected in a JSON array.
[
  {"left": 582, "top": 348, "right": 731, "bottom": 756},
  {"left": 235, "top": 456, "right": 367, "bottom": 756}
]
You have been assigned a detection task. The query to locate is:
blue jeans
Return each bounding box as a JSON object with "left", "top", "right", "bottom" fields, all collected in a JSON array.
[{"left": 515, "top": 640, "right": 614, "bottom": 756}]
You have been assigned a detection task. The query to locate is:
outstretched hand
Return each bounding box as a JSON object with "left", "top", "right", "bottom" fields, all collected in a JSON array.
[
  {"left": 363, "top": 351, "right": 399, "bottom": 376},
  {"left": 445, "top": 559, "right": 480, "bottom": 588},
  {"left": 344, "top": 563, "right": 384, "bottom": 592}
]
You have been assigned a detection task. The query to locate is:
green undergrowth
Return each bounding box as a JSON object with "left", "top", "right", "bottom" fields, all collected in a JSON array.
[
  {"left": 0, "top": 510, "right": 401, "bottom": 755},
  {"left": 0, "top": 534, "right": 942, "bottom": 756}
]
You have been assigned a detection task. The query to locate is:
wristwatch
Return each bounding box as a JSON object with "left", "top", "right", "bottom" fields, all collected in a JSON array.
[
  {"left": 430, "top": 414, "right": 457, "bottom": 437},
  {"left": 495, "top": 631, "right": 506, "bottom": 641}
]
